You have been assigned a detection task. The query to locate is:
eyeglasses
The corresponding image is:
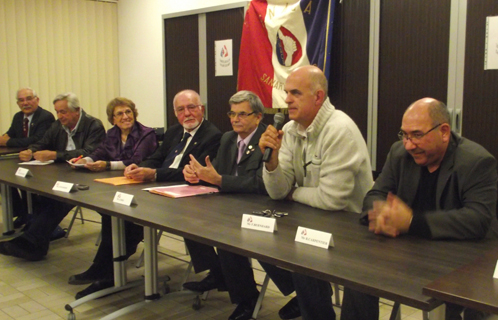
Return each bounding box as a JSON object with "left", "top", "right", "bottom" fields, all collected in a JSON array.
[
  {"left": 227, "top": 111, "right": 255, "bottom": 119},
  {"left": 398, "top": 123, "right": 442, "bottom": 143},
  {"left": 114, "top": 109, "right": 133, "bottom": 118},
  {"left": 17, "top": 96, "right": 36, "bottom": 104},
  {"left": 175, "top": 104, "right": 201, "bottom": 114}
]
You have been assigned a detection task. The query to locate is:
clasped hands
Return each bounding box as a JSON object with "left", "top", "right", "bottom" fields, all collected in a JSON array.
[
  {"left": 183, "top": 154, "right": 221, "bottom": 187},
  {"left": 124, "top": 164, "right": 156, "bottom": 181},
  {"left": 368, "top": 192, "right": 413, "bottom": 238},
  {"left": 19, "top": 149, "right": 56, "bottom": 162}
]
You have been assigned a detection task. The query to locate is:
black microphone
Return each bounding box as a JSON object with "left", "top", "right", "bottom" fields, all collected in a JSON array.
[{"left": 262, "top": 112, "right": 285, "bottom": 162}]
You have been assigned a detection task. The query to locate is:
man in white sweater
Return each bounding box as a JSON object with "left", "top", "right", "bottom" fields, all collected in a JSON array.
[{"left": 258, "top": 65, "right": 373, "bottom": 320}]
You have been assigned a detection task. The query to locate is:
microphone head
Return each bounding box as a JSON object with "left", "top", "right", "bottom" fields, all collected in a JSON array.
[{"left": 273, "top": 112, "right": 285, "bottom": 130}]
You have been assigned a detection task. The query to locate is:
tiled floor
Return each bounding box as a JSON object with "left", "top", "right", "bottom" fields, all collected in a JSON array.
[{"left": 0, "top": 205, "right": 492, "bottom": 320}]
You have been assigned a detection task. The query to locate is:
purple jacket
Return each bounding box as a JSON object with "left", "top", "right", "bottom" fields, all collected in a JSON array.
[{"left": 89, "top": 121, "right": 157, "bottom": 166}]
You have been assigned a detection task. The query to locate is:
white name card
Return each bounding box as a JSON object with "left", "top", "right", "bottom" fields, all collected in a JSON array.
[
  {"left": 493, "top": 260, "right": 498, "bottom": 279},
  {"left": 113, "top": 191, "right": 136, "bottom": 206},
  {"left": 295, "top": 226, "right": 334, "bottom": 249},
  {"left": 52, "top": 181, "right": 75, "bottom": 193},
  {"left": 241, "top": 214, "right": 277, "bottom": 233},
  {"left": 15, "top": 167, "right": 32, "bottom": 177}
]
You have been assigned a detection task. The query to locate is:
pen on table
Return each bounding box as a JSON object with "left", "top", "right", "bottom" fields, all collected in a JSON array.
[{"left": 72, "top": 155, "right": 83, "bottom": 163}]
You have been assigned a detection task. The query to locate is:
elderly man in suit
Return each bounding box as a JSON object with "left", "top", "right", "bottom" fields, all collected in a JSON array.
[
  {"left": 68, "top": 89, "right": 223, "bottom": 299},
  {"left": 342, "top": 98, "right": 497, "bottom": 320},
  {"left": 0, "top": 87, "right": 55, "bottom": 228},
  {"left": 0, "top": 87, "right": 55, "bottom": 147},
  {"left": 181, "top": 90, "right": 267, "bottom": 320},
  {"left": 0, "top": 92, "right": 105, "bottom": 261}
]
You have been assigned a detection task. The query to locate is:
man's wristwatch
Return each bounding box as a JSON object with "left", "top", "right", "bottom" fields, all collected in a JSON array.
[{"left": 106, "top": 161, "right": 111, "bottom": 171}]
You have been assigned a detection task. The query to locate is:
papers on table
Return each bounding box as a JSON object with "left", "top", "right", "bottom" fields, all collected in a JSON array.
[
  {"left": 19, "top": 160, "right": 54, "bottom": 165},
  {"left": 66, "top": 160, "right": 86, "bottom": 167},
  {"left": 94, "top": 176, "right": 144, "bottom": 186},
  {"left": 148, "top": 184, "right": 219, "bottom": 198}
]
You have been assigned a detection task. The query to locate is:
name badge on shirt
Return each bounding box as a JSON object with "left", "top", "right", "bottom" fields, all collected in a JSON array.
[
  {"left": 241, "top": 214, "right": 277, "bottom": 233},
  {"left": 15, "top": 167, "right": 32, "bottom": 177},
  {"left": 113, "top": 191, "right": 136, "bottom": 206},
  {"left": 295, "top": 226, "right": 334, "bottom": 249},
  {"left": 52, "top": 181, "right": 76, "bottom": 193}
]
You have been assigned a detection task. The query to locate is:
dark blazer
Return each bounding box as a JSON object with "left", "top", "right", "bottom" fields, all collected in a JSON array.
[
  {"left": 28, "top": 110, "right": 106, "bottom": 162},
  {"left": 5, "top": 107, "right": 55, "bottom": 148},
  {"left": 212, "top": 122, "right": 267, "bottom": 194},
  {"left": 362, "top": 132, "right": 497, "bottom": 240},
  {"left": 140, "top": 120, "right": 222, "bottom": 182}
]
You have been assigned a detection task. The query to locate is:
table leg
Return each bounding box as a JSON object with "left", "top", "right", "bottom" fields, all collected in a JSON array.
[
  {"left": 65, "top": 216, "right": 132, "bottom": 314},
  {"left": 389, "top": 302, "right": 401, "bottom": 320},
  {"left": 112, "top": 216, "right": 127, "bottom": 286},
  {"left": 1, "top": 184, "right": 14, "bottom": 235},
  {"left": 26, "top": 192, "right": 33, "bottom": 215},
  {"left": 143, "top": 226, "right": 160, "bottom": 301}
]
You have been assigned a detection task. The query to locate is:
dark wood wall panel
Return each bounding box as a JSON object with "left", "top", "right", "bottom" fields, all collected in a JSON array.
[
  {"left": 462, "top": 1, "right": 498, "bottom": 160},
  {"left": 329, "top": 0, "right": 370, "bottom": 140},
  {"left": 376, "top": 0, "right": 451, "bottom": 171},
  {"left": 164, "top": 15, "right": 200, "bottom": 127},
  {"left": 206, "top": 8, "right": 244, "bottom": 134}
]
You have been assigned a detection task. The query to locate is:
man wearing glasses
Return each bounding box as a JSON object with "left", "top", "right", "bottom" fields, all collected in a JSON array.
[
  {"left": 0, "top": 92, "right": 105, "bottom": 261},
  {"left": 68, "top": 89, "right": 222, "bottom": 299},
  {"left": 181, "top": 90, "right": 267, "bottom": 320},
  {"left": 0, "top": 88, "right": 55, "bottom": 148},
  {"left": 341, "top": 98, "right": 497, "bottom": 320},
  {"left": 123, "top": 89, "right": 221, "bottom": 183},
  {"left": 0, "top": 88, "right": 55, "bottom": 228}
]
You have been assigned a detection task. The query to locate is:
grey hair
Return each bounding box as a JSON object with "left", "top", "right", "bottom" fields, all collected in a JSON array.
[
  {"left": 229, "top": 90, "right": 264, "bottom": 114},
  {"left": 427, "top": 100, "right": 451, "bottom": 126},
  {"left": 16, "top": 87, "right": 37, "bottom": 98},
  {"left": 53, "top": 92, "right": 80, "bottom": 111}
]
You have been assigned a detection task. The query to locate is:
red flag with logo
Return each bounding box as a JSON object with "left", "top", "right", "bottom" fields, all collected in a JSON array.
[{"left": 238, "top": 0, "right": 335, "bottom": 108}]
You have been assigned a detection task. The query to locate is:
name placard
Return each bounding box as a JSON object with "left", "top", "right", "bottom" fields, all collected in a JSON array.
[
  {"left": 295, "top": 226, "right": 334, "bottom": 249},
  {"left": 52, "top": 181, "right": 75, "bottom": 193},
  {"left": 493, "top": 261, "right": 498, "bottom": 279},
  {"left": 15, "top": 167, "right": 32, "bottom": 177},
  {"left": 241, "top": 214, "right": 277, "bottom": 233},
  {"left": 113, "top": 192, "right": 136, "bottom": 206}
]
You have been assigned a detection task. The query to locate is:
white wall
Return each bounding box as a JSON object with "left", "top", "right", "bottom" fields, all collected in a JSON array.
[{"left": 118, "top": 0, "right": 246, "bottom": 129}]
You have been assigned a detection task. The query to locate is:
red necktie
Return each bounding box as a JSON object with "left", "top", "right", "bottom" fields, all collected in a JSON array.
[{"left": 23, "top": 118, "right": 29, "bottom": 137}]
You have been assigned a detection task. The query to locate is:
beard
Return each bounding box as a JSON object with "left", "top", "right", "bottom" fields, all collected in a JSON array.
[{"left": 182, "top": 117, "right": 200, "bottom": 131}]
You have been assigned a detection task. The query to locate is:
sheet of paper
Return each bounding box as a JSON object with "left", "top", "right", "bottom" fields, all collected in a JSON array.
[
  {"left": 485, "top": 16, "right": 498, "bottom": 70},
  {"left": 66, "top": 160, "right": 86, "bottom": 167},
  {"left": 94, "top": 176, "right": 144, "bottom": 186},
  {"left": 149, "top": 184, "right": 219, "bottom": 198},
  {"left": 215, "top": 39, "right": 233, "bottom": 76},
  {"left": 19, "top": 160, "right": 54, "bottom": 165}
]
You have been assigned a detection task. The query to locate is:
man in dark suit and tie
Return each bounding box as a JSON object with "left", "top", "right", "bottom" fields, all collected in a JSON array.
[
  {"left": 0, "top": 92, "right": 106, "bottom": 261},
  {"left": 0, "top": 87, "right": 55, "bottom": 228},
  {"left": 68, "top": 89, "right": 223, "bottom": 299},
  {"left": 181, "top": 90, "right": 267, "bottom": 320},
  {"left": 0, "top": 87, "right": 55, "bottom": 148}
]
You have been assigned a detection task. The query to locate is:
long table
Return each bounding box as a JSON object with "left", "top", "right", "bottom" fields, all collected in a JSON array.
[
  {"left": 423, "top": 249, "right": 498, "bottom": 315},
  {"left": 0, "top": 147, "right": 25, "bottom": 235},
  {"left": 0, "top": 146, "right": 24, "bottom": 155},
  {"left": 1, "top": 158, "right": 497, "bottom": 317}
]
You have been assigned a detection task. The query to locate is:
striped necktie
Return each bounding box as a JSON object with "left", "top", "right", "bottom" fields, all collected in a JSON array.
[{"left": 162, "top": 132, "right": 191, "bottom": 168}]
